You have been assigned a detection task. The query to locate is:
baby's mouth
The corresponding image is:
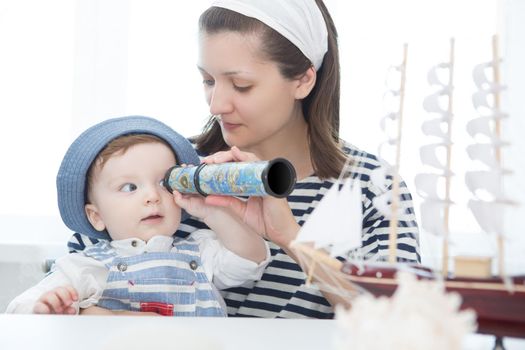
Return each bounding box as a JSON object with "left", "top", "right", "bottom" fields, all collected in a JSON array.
[{"left": 141, "top": 214, "right": 163, "bottom": 222}]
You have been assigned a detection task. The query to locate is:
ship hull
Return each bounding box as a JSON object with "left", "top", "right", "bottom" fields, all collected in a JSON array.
[{"left": 341, "top": 263, "right": 525, "bottom": 338}]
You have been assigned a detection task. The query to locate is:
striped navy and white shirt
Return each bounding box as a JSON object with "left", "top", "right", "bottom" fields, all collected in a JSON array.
[{"left": 67, "top": 142, "right": 420, "bottom": 319}]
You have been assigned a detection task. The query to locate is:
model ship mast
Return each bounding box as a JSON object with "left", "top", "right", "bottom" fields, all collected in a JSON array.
[
  {"left": 386, "top": 43, "right": 408, "bottom": 264},
  {"left": 370, "top": 43, "right": 410, "bottom": 263},
  {"left": 290, "top": 154, "right": 363, "bottom": 297},
  {"left": 442, "top": 38, "right": 455, "bottom": 275},
  {"left": 491, "top": 34, "right": 504, "bottom": 277},
  {"left": 291, "top": 42, "right": 411, "bottom": 273},
  {"left": 415, "top": 38, "right": 455, "bottom": 276},
  {"left": 465, "top": 34, "right": 510, "bottom": 278}
]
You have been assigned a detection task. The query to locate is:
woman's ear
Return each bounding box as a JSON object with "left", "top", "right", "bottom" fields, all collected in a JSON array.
[
  {"left": 85, "top": 204, "right": 106, "bottom": 232},
  {"left": 294, "top": 66, "right": 317, "bottom": 100}
]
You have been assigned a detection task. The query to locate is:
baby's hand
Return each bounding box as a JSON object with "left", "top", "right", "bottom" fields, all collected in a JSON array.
[
  {"left": 33, "top": 285, "right": 78, "bottom": 315},
  {"left": 173, "top": 191, "right": 212, "bottom": 219}
]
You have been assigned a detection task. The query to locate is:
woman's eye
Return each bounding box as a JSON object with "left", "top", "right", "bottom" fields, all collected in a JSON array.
[
  {"left": 159, "top": 179, "right": 166, "bottom": 188},
  {"left": 120, "top": 183, "right": 137, "bottom": 192},
  {"left": 202, "top": 79, "right": 215, "bottom": 87},
  {"left": 233, "top": 84, "right": 252, "bottom": 92}
]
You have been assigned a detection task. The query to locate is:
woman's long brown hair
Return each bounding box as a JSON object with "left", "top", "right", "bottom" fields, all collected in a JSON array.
[{"left": 193, "top": 0, "right": 348, "bottom": 179}]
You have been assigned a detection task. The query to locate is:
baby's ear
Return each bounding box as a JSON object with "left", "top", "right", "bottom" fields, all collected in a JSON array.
[{"left": 85, "top": 204, "right": 106, "bottom": 231}]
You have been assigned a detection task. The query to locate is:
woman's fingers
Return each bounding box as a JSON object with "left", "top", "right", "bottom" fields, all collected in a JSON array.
[
  {"left": 204, "top": 196, "right": 250, "bottom": 224},
  {"left": 203, "top": 146, "right": 259, "bottom": 164},
  {"left": 204, "top": 195, "right": 241, "bottom": 209},
  {"left": 202, "top": 150, "right": 232, "bottom": 164},
  {"left": 231, "top": 146, "right": 258, "bottom": 162},
  {"left": 205, "top": 195, "right": 267, "bottom": 235}
]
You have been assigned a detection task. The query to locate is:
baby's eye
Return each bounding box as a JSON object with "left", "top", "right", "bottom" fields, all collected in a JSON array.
[
  {"left": 120, "top": 183, "right": 137, "bottom": 192},
  {"left": 159, "top": 179, "right": 166, "bottom": 188},
  {"left": 202, "top": 79, "right": 215, "bottom": 87}
]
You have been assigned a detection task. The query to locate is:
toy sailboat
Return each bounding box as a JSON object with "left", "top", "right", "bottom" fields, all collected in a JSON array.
[{"left": 290, "top": 38, "right": 525, "bottom": 339}]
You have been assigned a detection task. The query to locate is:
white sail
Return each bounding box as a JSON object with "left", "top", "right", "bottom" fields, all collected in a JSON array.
[
  {"left": 293, "top": 177, "right": 363, "bottom": 257},
  {"left": 422, "top": 117, "right": 451, "bottom": 139},
  {"left": 420, "top": 143, "right": 453, "bottom": 171},
  {"left": 415, "top": 39, "right": 455, "bottom": 239},
  {"left": 379, "top": 112, "right": 398, "bottom": 132},
  {"left": 427, "top": 62, "right": 451, "bottom": 86},
  {"left": 371, "top": 50, "right": 410, "bottom": 223},
  {"left": 419, "top": 201, "right": 450, "bottom": 236},
  {"left": 371, "top": 184, "right": 406, "bottom": 219},
  {"left": 466, "top": 114, "right": 508, "bottom": 139},
  {"left": 465, "top": 55, "right": 510, "bottom": 239},
  {"left": 468, "top": 200, "right": 506, "bottom": 235},
  {"left": 472, "top": 61, "right": 498, "bottom": 90},
  {"left": 466, "top": 143, "right": 509, "bottom": 168},
  {"left": 369, "top": 160, "right": 410, "bottom": 219},
  {"left": 423, "top": 87, "right": 453, "bottom": 117},
  {"left": 370, "top": 163, "right": 389, "bottom": 190},
  {"left": 465, "top": 170, "right": 506, "bottom": 200},
  {"left": 415, "top": 173, "right": 448, "bottom": 200}
]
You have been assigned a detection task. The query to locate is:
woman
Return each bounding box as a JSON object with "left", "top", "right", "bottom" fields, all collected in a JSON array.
[{"left": 70, "top": 0, "right": 420, "bottom": 318}]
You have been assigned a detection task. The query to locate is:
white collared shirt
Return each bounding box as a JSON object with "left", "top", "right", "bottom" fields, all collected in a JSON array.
[{"left": 6, "top": 229, "right": 270, "bottom": 314}]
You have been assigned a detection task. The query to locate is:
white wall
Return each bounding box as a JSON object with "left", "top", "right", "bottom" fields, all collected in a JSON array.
[
  {"left": 501, "top": 0, "right": 525, "bottom": 274},
  {"left": 0, "top": 1, "right": 522, "bottom": 273},
  {"left": 0, "top": 242, "right": 67, "bottom": 312}
]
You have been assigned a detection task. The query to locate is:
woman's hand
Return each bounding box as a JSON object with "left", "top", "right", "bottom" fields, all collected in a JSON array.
[{"left": 202, "top": 147, "right": 300, "bottom": 248}]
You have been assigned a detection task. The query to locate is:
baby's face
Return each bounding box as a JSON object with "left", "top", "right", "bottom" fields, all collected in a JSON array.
[{"left": 86, "top": 142, "right": 181, "bottom": 241}]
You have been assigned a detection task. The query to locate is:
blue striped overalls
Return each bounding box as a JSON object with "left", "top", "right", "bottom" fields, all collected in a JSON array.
[{"left": 82, "top": 237, "right": 226, "bottom": 317}]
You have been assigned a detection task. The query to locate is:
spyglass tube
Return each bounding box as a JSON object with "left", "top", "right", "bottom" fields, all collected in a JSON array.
[{"left": 163, "top": 158, "right": 296, "bottom": 198}]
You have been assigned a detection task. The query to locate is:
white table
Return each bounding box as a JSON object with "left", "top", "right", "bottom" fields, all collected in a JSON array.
[{"left": 0, "top": 315, "right": 523, "bottom": 350}]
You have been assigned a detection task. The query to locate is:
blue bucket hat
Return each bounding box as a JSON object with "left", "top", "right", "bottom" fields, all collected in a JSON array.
[{"left": 57, "top": 116, "right": 200, "bottom": 240}]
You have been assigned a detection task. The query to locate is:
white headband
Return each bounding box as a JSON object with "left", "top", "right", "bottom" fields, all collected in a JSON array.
[{"left": 210, "top": 0, "right": 328, "bottom": 70}]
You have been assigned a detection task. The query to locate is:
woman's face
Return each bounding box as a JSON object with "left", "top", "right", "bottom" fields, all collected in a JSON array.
[{"left": 197, "top": 31, "right": 305, "bottom": 152}]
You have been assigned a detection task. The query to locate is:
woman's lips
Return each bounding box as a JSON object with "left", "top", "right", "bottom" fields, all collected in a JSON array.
[{"left": 221, "top": 121, "right": 241, "bottom": 131}]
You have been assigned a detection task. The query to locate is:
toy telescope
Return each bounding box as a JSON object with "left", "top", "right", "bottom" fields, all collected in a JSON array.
[{"left": 163, "top": 158, "right": 296, "bottom": 198}]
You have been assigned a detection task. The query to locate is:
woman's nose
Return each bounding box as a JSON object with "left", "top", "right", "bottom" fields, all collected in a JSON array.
[{"left": 208, "top": 85, "right": 234, "bottom": 116}]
